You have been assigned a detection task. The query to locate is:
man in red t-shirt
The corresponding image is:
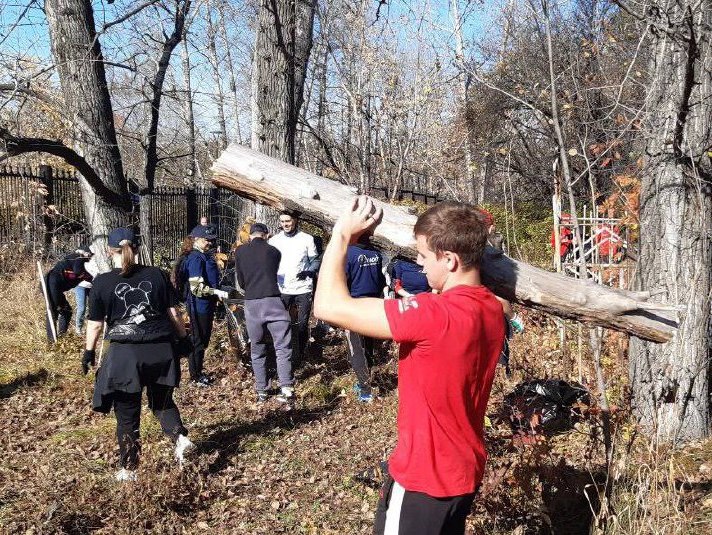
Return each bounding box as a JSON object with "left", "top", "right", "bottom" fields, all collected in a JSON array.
[{"left": 314, "top": 198, "right": 505, "bottom": 534}]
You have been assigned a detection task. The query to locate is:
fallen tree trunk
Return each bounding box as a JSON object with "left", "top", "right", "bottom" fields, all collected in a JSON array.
[{"left": 212, "top": 144, "right": 678, "bottom": 343}]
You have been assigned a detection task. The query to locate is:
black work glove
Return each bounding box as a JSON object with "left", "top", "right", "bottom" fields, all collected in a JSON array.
[
  {"left": 296, "top": 270, "right": 315, "bottom": 281},
  {"left": 174, "top": 336, "right": 193, "bottom": 358},
  {"left": 82, "top": 349, "right": 96, "bottom": 375}
]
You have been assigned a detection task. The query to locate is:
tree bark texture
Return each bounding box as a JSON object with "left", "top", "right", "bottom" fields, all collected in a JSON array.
[
  {"left": 206, "top": 4, "right": 229, "bottom": 150},
  {"left": 44, "top": 0, "right": 129, "bottom": 267},
  {"left": 217, "top": 0, "right": 243, "bottom": 144},
  {"left": 251, "top": 0, "right": 316, "bottom": 164},
  {"left": 212, "top": 143, "right": 679, "bottom": 343},
  {"left": 181, "top": 33, "right": 199, "bottom": 181},
  {"left": 629, "top": 1, "right": 712, "bottom": 443}
]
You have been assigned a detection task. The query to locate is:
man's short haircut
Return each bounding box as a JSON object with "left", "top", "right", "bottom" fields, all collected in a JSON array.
[
  {"left": 279, "top": 209, "right": 299, "bottom": 219},
  {"left": 413, "top": 201, "right": 489, "bottom": 269}
]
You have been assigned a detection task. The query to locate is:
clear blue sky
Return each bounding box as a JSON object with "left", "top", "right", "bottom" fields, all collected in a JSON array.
[{"left": 1, "top": 0, "right": 508, "bottom": 135}]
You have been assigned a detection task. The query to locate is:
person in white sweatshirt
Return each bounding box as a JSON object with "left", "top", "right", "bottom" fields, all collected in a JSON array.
[{"left": 269, "top": 210, "right": 321, "bottom": 365}]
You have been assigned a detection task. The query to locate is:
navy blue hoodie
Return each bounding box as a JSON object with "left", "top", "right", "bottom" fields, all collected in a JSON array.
[{"left": 346, "top": 244, "right": 385, "bottom": 298}]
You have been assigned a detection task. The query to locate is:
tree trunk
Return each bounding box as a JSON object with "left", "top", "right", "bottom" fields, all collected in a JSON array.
[
  {"left": 217, "top": 0, "right": 243, "bottom": 144},
  {"left": 206, "top": 3, "right": 229, "bottom": 150},
  {"left": 251, "top": 0, "right": 316, "bottom": 164},
  {"left": 181, "top": 31, "right": 199, "bottom": 182},
  {"left": 450, "top": 0, "right": 476, "bottom": 203},
  {"left": 44, "top": 0, "right": 128, "bottom": 269},
  {"left": 629, "top": 1, "right": 712, "bottom": 443},
  {"left": 211, "top": 143, "right": 679, "bottom": 342}
]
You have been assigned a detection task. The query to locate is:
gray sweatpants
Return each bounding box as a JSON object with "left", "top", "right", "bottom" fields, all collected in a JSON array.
[{"left": 244, "top": 297, "right": 294, "bottom": 392}]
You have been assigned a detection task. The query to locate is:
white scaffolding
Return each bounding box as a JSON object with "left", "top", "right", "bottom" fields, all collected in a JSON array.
[{"left": 552, "top": 195, "right": 631, "bottom": 289}]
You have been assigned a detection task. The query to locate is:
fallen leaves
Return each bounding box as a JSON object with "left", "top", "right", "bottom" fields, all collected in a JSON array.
[{"left": 1, "top": 265, "right": 711, "bottom": 533}]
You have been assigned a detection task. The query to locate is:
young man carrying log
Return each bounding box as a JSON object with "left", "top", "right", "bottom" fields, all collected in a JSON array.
[{"left": 314, "top": 197, "right": 505, "bottom": 534}]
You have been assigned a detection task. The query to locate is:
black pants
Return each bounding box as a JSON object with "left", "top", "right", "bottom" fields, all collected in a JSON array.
[
  {"left": 346, "top": 330, "right": 373, "bottom": 393},
  {"left": 374, "top": 472, "right": 476, "bottom": 535},
  {"left": 113, "top": 384, "right": 187, "bottom": 469},
  {"left": 187, "top": 306, "right": 214, "bottom": 380},
  {"left": 280, "top": 292, "right": 312, "bottom": 362},
  {"left": 44, "top": 273, "right": 71, "bottom": 342}
]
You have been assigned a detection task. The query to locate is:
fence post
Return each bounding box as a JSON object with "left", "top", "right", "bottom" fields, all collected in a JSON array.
[
  {"left": 186, "top": 187, "right": 198, "bottom": 233},
  {"left": 39, "top": 165, "right": 54, "bottom": 252}
]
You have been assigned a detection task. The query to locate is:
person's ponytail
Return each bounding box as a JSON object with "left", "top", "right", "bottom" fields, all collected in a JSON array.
[{"left": 120, "top": 242, "right": 136, "bottom": 276}]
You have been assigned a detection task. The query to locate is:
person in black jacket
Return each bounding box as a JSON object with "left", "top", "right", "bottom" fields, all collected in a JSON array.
[
  {"left": 234, "top": 223, "right": 294, "bottom": 404},
  {"left": 82, "top": 228, "right": 195, "bottom": 482},
  {"left": 43, "top": 245, "right": 94, "bottom": 342}
]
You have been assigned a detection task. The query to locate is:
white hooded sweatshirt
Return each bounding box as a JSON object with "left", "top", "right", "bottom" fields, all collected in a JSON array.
[{"left": 268, "top": 230, "right": 318, "bottom": 295}]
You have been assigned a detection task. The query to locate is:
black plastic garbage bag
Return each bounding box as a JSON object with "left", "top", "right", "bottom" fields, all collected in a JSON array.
[{"left": 503, "top": 380, "right": 590, "bottom": 435}]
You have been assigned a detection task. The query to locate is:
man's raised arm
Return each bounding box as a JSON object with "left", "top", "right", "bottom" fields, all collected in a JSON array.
[{"left": 313, "top": 197, "right": 392, "bottom": 340}]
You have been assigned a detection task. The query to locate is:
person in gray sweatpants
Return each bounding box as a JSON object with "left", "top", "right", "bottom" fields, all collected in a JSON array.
[{"left": 234, "top": 223, "right": 294, "bottom": 403}]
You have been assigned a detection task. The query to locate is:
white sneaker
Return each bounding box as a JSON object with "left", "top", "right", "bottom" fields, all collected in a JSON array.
[
  {"left": 276, "top": 386, "right": 295, "bottom": 404},
  {"left": 115, "top": 468, "right": 137, "bottom": 482},
  {"left": 174, "top": 434, "right": 195, "bottom": 466}
]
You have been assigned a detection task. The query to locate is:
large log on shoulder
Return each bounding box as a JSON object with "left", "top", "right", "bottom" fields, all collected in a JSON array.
[{"left": 212, "top": 144, "right": 678, "bottom": 343}]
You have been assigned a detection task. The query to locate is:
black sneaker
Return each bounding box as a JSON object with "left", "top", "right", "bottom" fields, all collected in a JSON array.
[{"left": 256, "top": 391, "right": 269, "bottom": 403}]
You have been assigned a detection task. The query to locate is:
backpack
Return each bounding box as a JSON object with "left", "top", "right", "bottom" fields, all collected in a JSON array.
[{"left": 172, "top": 255, "right": 189, "bottom": 302}]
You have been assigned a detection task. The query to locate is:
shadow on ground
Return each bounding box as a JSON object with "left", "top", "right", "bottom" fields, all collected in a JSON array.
[
  {"left": 0, "top": 368, "right": 49, "bottom": 399},
  {"left": 198, "top": 401, "right": 339, "bottom": 474}
]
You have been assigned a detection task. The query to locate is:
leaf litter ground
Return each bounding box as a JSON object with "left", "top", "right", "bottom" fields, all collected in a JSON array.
[{"left": 1, "top": 267, "right": 710, "bottom": 534}]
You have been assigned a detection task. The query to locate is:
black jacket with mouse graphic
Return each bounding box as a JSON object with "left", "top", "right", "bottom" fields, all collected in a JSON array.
[{"left": 88, "top": 266, "right": 178, "bottom": 341}]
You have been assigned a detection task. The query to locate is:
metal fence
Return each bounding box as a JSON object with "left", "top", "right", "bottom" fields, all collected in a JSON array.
[
  {"left": 0, "top": 164, "right": 445, "bottom": 264},
  {"left": 0, "top": 165, "right": 281, "bottom": 263}
]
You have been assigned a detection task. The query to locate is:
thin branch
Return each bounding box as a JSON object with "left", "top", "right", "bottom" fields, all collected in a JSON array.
[
  {"left": 611, "top": 0, "right": 647, "bottom": 22},
  {"left": 143, "top": 0, "right": 192, "bottom": 193},
  {"left": 101, "top": 0, "right": 163, "bottom": 33}
]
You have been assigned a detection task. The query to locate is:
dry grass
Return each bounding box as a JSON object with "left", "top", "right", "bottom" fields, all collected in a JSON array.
[{"left": 0, "top": 261, "right": 710, "bottom": 534}]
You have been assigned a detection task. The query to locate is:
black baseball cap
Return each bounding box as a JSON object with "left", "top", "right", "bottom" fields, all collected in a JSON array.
[
  {"left": 108, "top": 228, "right": 137, "bottom": 248},
  {"left": 250, "top": 223, "right": 269, "bottom": 235},
  {"left": 76, "top": 244, "right": 93, "bottom": 256},
  {"left": 190, "top": 224, "right": 217, "bottom": 240}
]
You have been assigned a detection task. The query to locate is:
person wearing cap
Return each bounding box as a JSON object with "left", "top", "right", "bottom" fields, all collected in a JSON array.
[
  {"left": 234, "top": 223, "right": 294, "bottom": 403},
  {"left": 183, "top": 224, "right": 221, "bottom": 386},
  {"left": 82, "top": 228, "right": 195, "bottom": 482},
  {"left": 43, "top": 244, "right": 95, "bottom": 342},
  {"left": 268, "top": 210, "right": 320, "bottom": 366}
]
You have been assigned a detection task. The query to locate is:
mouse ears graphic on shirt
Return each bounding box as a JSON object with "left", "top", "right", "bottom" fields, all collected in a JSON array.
[{"left": 115, "top": 281, "right": 152, "bottom": 299}]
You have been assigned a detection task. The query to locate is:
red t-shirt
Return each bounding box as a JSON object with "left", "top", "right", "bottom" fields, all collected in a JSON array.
[{"left": 383, "top": 285, "right": 505, "bottom": 497}]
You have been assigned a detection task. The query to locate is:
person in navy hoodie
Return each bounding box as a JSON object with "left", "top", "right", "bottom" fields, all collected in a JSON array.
[
  {"left": 184, "top": 224, "right": 220, "bottom": 386},
  {"left": 345, "top": 233, "right": 385, "bottom": 402},
  {"left": 391, "top": 258, "right": 430, "bottom": 297}
]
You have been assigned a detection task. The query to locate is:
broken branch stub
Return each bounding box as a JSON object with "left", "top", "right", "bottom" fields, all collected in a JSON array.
[{"left": 212, "top": 144, "right": 677, "bottom": 343}]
